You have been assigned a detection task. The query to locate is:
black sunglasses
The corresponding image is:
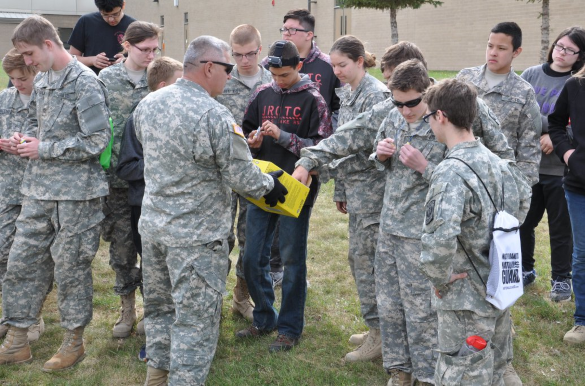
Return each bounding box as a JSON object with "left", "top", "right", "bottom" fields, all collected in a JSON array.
[
  {"left": 199, "top": 60, "right": 234, "bottom": 74},
  {"left": 391, "top": 96, "right": 422, "bottom": 109}
]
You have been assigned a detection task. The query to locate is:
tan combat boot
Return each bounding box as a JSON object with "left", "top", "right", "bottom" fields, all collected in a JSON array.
[
  {"left": 112, "top": 291, "right": 137, "bottom": 338},
  {"left": 0, "top": 324, "right": 7, "bottom": 339},
  {"left": 387, "top": 369, "right": 412, "bottom": 386},
  {"left": 144, "top": 365, "right": 169, "bottom": 386},
  {"left": 136, "top": 315, "right": 145, "bottom": 336},
  {"left": 0, "top": 326, "right": 32, "bottom": 365},
  {"left": 42, "top": 327, "right": 86, "bottom": 372},
  {"left": 232, "top": 277, "right": 254, "bottom": 322},
  {"left": 503, "top": 363, "right": 523, "bottom": 386},
  {"left": 345, "top": 328, "right": 382, "bottom": 362},
  {"left": 348, "top": 331, "right": 368, "bottom": 346},
  {"left": 27, "top": 317, "right": 45, "bottom": 343}
]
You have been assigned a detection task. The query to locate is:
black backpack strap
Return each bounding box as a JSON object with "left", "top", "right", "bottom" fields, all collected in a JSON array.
[
  {"left": 447, "top": 156, "right": 499, "bottom": 212},
  {"left": 457, "top": 236, "right": 487, "bottom": 287}
]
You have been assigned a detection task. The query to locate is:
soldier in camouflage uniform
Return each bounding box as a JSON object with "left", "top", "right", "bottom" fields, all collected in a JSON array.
[
  {"left": 0, "top": 49, "right": 47, "bottom": 344},
  {"left": 457, "top": 22, "right": 542, "bottom": 187},
  {"left": 419, "top": 79, "right": 530, "bottom": 385},
  {"left": 295, "top": 60, "right": 512, "bottom": 386},
  {"left": 326, "top": 35, "right": 390, "bottom": 363},
  {"left": 98, "top": 20, "right": 161, "bottom": 339},
  {"left": 215, "top": 24, "right": 273, "bottom": 322},
  {"left": 0, "top": 16, "right": 110, "bottom": 371},
  {"left": 135, "top": 35, "right": 287, "bottom": 386}
]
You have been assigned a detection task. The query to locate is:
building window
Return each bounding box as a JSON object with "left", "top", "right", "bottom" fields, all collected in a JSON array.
[
  {"left": 184, "top": 13, "right": 189, "bottom": 51},
  {"left": 160, "top": 15, "right": 164, "bottom": 27},
  {"left": 58, "top": 27, "right": 73, "bottom": 49}
]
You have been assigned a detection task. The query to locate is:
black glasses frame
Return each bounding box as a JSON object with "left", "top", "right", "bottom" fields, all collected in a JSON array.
[
  {"left": 553, "top": 43, "right": 580, "bottom": 56},
  {"left": 232, "top": 49, "right": 260, "bottom": 61},
  {"left": 279, "top": 27, "right": 308, "bottom": 35}
]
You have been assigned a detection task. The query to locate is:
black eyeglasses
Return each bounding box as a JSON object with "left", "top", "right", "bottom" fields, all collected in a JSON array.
[
  {"left": 391, "top": 96, "right": 422, "bottom": 109},
  {"left": 553, "top": 44, "right": 580, "bottom": 56},
  {"left": 422, "top": 110, "right": 448, "bottom": 123},
  {"left": 279, "top": 27, "right": 308, "bottom": 35},
  {"left": 199, "top": 60, "right": 234, "bottom": 74},
  {"left": 232, "top": 50, "right": 259, "bottom": 61},
  {"left": 131, "top": 44, "right": 161, "bottom": 55},
  {"left": 422, "top": 111, "right": 437, "bottom": 123}
]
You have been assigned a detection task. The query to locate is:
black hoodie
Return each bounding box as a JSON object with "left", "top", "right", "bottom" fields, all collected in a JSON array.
[{"left": 243, "top": 75, "right": 332, "bottom": 206}]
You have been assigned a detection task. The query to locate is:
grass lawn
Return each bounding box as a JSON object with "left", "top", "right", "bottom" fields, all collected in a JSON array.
[{"left": 0, "top": 66, "right": 583, "bottom": 385}]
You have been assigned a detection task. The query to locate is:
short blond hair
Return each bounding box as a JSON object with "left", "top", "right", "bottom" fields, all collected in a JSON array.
[
  {"left": 147, "top": 57, "right": 182, "bottom": 91},
  {"left": 2, "top": 48, "right": 38, "bottom": 77},
  {"left": 12, "top": 15, "right": 63, "bottom": 48},
  {"left": 229, "top": 24, "right": 261, "bottom": 47}
]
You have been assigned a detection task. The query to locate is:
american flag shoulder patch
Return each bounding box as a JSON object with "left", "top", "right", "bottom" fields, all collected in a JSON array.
[{"left": 232, "top": 123, "right": 245, "bottom": 138}]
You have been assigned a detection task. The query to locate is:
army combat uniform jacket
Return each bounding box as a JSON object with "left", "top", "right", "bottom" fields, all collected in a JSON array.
[
  {"left": 99, "top": 62, "right": 149, "bottom": 188},
  {"left": 216, "top": 65, "right": 273, "bottom": 126},
  {"left": 134, "top": 77, "right": 274, "bottom": 249},
  {"left": 22, "top": 57, "right": 110, "bottom": 201},
  {"left": 0, "top": 88, "right": 29, "bottom": 206},
  {"left": 457, "top": 65, "right": 542, "bottom": 186},
  {"left": 330, "top": 73, "right": 390, "bottom": 213},
  {"left": 420, "top": 140, "right": 531, "bottom": 316}
]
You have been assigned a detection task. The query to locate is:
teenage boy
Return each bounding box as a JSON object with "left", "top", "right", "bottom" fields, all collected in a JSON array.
[
  {"left": 68, "top": 0, "right": 136, "bottom": 74},
  {"left": 216, "top": 24, "right": 273, "bottom": 322},
  {"left": 420, "top": 78, "right": 530, "bottom": 385},
  {"left": 0, "top": 15, "right": 110, "bottom": 371},
  {"left": 116, "top": 55, "right": 183, "bottom": 362},
  {"left": 134, "top": 35, "right": 287, "bottom": 385},
  {"left": 293, "top": 60, "right": 512, "bottom": 385},
  {"left": 457, "top": 22, "right": 542, "bottom": 188},
  {"left": 380, "top": 41, "right": 428, "bottom": 84},
  {"left": 262, "top": 9, "right": 341, "bottom": 285},
  {"left": 236, "top": 40, "right": 332, "bottom": 352},
  {"left": 0, "top": 49, "right": 45, "bottom": 344}
]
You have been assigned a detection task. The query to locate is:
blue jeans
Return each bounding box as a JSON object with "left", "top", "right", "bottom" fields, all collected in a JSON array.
[
  {"left": 566, "top": 190, "right": 585, "bottom": 326},
  {"left": 243, "top": 203, "right": 312, "bottom": 339}
]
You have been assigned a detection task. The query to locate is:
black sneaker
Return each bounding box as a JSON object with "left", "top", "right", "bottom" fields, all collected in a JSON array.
[
  {"left": 523, "top": 269, "right": 537, "bottom": 287},
  {"left": 268, "top": 334, "right": 299, "bottom": 353},
  {"left": 551, "top": 278, "right": 572, "bottom": 302}
]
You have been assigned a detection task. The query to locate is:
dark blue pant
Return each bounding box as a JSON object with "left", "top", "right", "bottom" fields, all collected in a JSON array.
[
  {"left": 566, "top": 190, "right": 585, "bottom": 326},
  {"left": 243, "top": 204, "right": 311, "bottom": 339}
]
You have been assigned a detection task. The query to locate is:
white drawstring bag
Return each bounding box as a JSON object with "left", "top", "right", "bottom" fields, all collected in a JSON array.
[{"left": 485, "top": 210, "right": 523, "bottom": 310}]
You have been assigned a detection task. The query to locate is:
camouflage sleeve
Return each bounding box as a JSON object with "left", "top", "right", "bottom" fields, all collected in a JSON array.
[
  {"left": 472, "top": 98, "right": 515, "bottom": 161},
  {"left": 296, "top": 111, "right": 379, "bottom": 172},
  {"left": 278, "top": 90, "right": 332, "bottom": 157},
  {"left": 23, "top": 90, "right": 38, "bottom": 137},
  {"left": 37, "top": 75, "right": 111, "bottom": 161},
  {"left": 209, "top": 109, "right": 274, "bottom": 199},
  {"left": 370, "top": 120, "right": 391, "bottom": 171},
  {"left": 333, "top": 179, "right": 346, "bottom": 202},
  {"left": 504, "top": 160, "right": 532, "bottom": 224},
  {"left": 420, "top": 176, "right": 465, "bottom": 290},
  {"left": 515, "top": 91, "right": 542, "bottom": 186}
]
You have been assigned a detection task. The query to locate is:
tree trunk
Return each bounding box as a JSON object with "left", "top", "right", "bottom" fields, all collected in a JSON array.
[
  {"left": 540, "top": 0, "right": 550, "bottom": 63},
  {"left": 390, "top": 7, "right": 398, "bottom": 44}
]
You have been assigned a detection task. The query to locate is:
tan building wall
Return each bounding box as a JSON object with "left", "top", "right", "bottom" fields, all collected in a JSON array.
[{"left": 126, "top": 0, "right": 585, "bottom": 71}]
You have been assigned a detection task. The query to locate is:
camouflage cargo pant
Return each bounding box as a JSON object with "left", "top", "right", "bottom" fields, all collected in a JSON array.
[
  {"left": 1, "top": 197, "right": 102, "bottom": 329},
  {"left": 375, "top": 230, "right": 437, "bottom": 383},
  {"left": 142, "top": 238, "right": 228, "bottom": 385},
  {"left": 348, "top": 213, "right": 380, "bottom": 329},
  {"left": 0, "top": 204, "right": 21, "bottom": 286},
  {"left": 435, "top": 308, "right": 513, "bottom": 386},
  {"left": 100, "top": 187, "right": 140, "bottom": 295},
  {"left": 229, "top": 191, "right": 248, "bottom": 278}
]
